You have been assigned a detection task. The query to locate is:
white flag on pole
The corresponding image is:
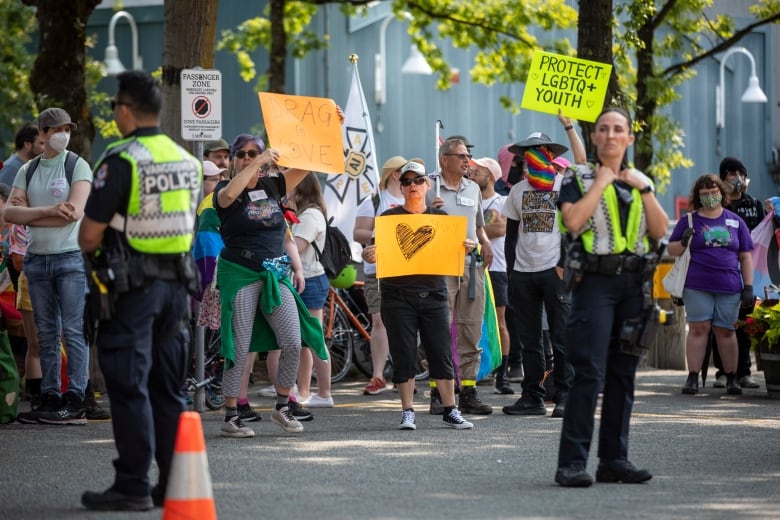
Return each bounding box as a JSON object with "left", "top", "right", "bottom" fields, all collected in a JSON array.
[{"left": 322, "top": 63, "right": 379, "bottom": 259}]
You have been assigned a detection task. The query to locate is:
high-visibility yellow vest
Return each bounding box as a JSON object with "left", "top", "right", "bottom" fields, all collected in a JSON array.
[
  {"left": 101, "top": 133, "right": 200, "bottom": 254},
  {"left": 562, "top": 164, "right": 652, "bottom": 256}
]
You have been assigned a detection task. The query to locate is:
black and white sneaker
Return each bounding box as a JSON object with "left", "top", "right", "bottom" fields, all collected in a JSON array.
[
  {"left": 287, "top": 400, "right": 313, "bottom": 422},
  {"left": 37, "top": 391, "right": 87, "bottom": 425},
  {"left": 443, "top": 408, "right": 473, "bottom": 429},
  {"left": 237, "top": 402, "right": 262, "bottom": 422},
  {"left": 399, "top": 409, "right": 416, "bottom": 430}
]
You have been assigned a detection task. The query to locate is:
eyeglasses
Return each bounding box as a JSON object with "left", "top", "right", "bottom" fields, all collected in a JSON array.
[
  {"left": 110, "top": 99, "right": 132, "bottom": 111},
  {"left": 444, "top": 153, "right": 473, "bottom": 161},
  {"left": 235, "top": 150, "right": 260, "bottom": 159},
  {"left": 400, "top": 177, "right": 427, "bottom": 187}
]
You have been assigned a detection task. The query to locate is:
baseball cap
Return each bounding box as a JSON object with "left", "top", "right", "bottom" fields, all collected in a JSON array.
[
  {"left": 202, "top": 160, "right": 226, "bottom": 177},
  {"left": 508, "top": 132, "right": 567, "bottom": 157},
  {"left": 37, "top": 107, "right": 77, "bottom": 131},
  {"left": 551, "top": 156, "right": 571, "bottom": 170},
  {"left": 380, "top": 156, "right": 408, "bottom": 187},
  {"left": 399, "top": 161, "right": 427, "bottom": 177},
  {"left": 204, "top": 139, "right": 230, "bottom": 154},
  {"left": 445, "top": 135, "right": 475, "bottom": 148},
  {"left": 472, "top": 157, "right": 502, "bottom": 182},
  {"left": 719, "top": 157, "right": 747, "bottom": 179}
]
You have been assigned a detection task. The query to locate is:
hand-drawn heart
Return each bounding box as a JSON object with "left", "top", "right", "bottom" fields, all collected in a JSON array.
[
  {"left": 586, "top": 100, "right": 594, "bottom": 108},
  {"left": 531, "top": 72, "right": 539, "bottom": 81},
  {"left": 395, "top": 223, "right": 435, "bottom": 260}
]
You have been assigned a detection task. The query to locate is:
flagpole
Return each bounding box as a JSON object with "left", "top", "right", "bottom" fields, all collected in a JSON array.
[
  {"left": 434, "top": 119, "right": 443, "bottom": 198},
  {"left": 350, "top": 53, "right": 383, "bottom": 209}
]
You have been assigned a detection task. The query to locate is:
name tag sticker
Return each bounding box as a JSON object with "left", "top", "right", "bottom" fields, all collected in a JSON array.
[
  {"left": 248, "top": 189, "right": 268, "bottom": 201},
  {"left": 725, "top": 218, "right": 739, "bottom": 228},
  {"left": 458, "top": 196, "right": 475, "bottom": 207}
]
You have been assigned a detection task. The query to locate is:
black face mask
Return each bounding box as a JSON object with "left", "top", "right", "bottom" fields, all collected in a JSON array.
[
  {"left": 507, "top": 162, "right": 524, "bottom": 186},
  {"left": 729, "top": 178, "right": 744, "bottom": 193}
]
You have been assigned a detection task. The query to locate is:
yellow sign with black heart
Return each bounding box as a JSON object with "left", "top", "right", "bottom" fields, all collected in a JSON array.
[{"left": 374, "top": 214, "right": 467, "bottom": 278}]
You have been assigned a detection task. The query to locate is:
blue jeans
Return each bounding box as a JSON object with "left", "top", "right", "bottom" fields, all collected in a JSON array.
[{"left": 24, "top": 251, "right": 89, "bottom": 398}]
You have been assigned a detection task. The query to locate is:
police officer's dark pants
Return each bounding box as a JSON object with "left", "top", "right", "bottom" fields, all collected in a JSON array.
[
  {"left": 510, "top": 267, "right": 572, "bottom": 402},
  {"left": 97, "top": 279, "right": 188, "bottom": 498},
  {"left": 557, "top": 271, "right": 642, "bottom": 469}
]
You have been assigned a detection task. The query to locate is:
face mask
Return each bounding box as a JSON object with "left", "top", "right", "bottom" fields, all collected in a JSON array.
[
  {"left": 48, "top": 131, "right": 70, "bottom": 153},
  {"left": 728, "top": 177, "right": 744, "bottom": 193},
  {"left": 700, "top": 192, "right": 722, "bottom": 209}
]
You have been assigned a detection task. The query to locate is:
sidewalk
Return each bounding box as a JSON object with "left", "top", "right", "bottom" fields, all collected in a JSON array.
[{"left": 2, "top": 367, "right": 779, "bottom": 519}]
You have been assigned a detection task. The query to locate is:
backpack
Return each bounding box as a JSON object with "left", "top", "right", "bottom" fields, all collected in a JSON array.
[
  {"left": 26, "top": 151, "right": 78, "bottom": 186},
  {"left": 312, "top": 221, "right": 352, "bottom": 279}
]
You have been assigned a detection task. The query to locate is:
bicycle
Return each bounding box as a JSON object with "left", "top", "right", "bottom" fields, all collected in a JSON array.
[
  {"left": 184, "top": 326, "right": 225, "bottom": 410},
  {"left": 322, "top": 282, "right": 429, "bottom": 383}
]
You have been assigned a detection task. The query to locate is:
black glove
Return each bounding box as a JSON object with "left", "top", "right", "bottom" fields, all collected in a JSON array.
[
  {"left": 741, "top": 285, "right": 754, "bottom": 308},
  {"left": 681, "top": 228, "right": 694, "bottom": 248}
]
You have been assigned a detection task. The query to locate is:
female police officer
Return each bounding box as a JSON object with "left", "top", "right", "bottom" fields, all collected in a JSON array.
[{"left": 554, "top": 107, "right": 669, "bottom": 487}]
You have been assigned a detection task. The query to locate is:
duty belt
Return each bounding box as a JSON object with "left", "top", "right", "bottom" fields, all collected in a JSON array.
[{"left": 583, "top": 253, "right": 644, "bottom": 276}]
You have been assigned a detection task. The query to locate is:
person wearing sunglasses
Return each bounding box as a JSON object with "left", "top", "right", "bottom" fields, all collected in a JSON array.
[
  {"left": 427, "top": 137, "right": 493, "bottom": 416},
  {"left": 363, "top": 160, "right": 473, "bottom": 430}
]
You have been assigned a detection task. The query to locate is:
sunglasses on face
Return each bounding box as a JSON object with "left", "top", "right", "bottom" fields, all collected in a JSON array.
[
  {"left": 400, "top": 177, "right": 427, "bottom": 187},
  {"left": 235, "top": 150, "right": 260, "bottom": 159},
  {"left": 444, "top": 153, "right": 473, "bottom": 161}
]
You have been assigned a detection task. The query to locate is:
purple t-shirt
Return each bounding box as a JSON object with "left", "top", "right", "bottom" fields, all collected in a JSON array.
[{"left": 669, "top": 209, "right": 754, "bottom": 294}]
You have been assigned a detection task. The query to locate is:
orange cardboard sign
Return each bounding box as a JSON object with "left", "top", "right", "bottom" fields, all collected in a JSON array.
[
  {"left": 375, "top": 214, "right": 467, "bottom": 278},
  {"left": 258, "top": 92, "right": 345, "bottom": 174}
]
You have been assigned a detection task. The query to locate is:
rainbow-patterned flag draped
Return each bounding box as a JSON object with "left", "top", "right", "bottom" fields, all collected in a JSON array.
[
  {"left": 524, "top": 147, "right": 556, "bottom": 191},
  {"left": 192, "top": 192, "right": 224, "bottom": 299},
  {"left": 477, "top": 270, "right": 502, "bottom": 381}
]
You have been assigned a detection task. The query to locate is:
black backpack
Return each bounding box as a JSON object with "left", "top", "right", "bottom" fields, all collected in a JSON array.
[
  {"left": 312, "top": 221, "right": 352, "bottom": 279},
  {"left": 26, "top": 151, "right": 78, "bottom": 186}
]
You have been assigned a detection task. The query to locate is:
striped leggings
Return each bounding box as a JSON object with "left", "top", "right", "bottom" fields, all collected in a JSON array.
[{"left": 222, "top": 279, "right": 301, "bottom": 398}]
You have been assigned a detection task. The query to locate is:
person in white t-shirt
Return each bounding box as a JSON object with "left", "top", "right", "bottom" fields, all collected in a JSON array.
[
  {"left": 501, "top": 132, "right": 575, "bottom": 418},
  {"left": 468, "top": 157, "right": 514, "bottom": 395},
  {"left": 353, "top": 156, "right": 409, "bottom": 395}
]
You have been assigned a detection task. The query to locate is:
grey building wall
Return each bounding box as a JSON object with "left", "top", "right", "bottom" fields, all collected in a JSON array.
[{"left": 88, "top": 0, "right": 777, "bottom": 216}]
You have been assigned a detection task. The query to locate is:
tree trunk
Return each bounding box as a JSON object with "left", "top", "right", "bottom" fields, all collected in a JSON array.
[
  {"left": 24, "top": 0, "right": 100, "bottom": 162},
  {"left": 634, "top": 22, "right": 656, "bottom": 175},
  {"left": 576, "top": 0, "right": 624, "bottom": 159},
  {"left": 268, "top": 0, "right": 287, "bottom": 94},
  {"left": 160, "top": 0, "right": 219, "bottom": 150}
]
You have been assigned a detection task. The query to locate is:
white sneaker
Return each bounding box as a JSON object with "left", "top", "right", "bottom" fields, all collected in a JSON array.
[
  {"left": 399, "top": 409, "right": 416, "bottom": 430},
  {"left": 713, "top": 375, "right": 726, "bottom": 388},
  {"left": 220, "top": 415, "right": 255, "bottom": 438},
  {"left": 271, "top": 406, "right": 304, "bottom": 433},
  {"left": 303, "top": 394, "right": 334, "bottom": 408},
  {"left": 739, "top": 375, "right": 761, "bottom": 388}
]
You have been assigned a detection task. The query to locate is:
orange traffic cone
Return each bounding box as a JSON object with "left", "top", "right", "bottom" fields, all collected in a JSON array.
[{"left": 162, "top": 412, "right": 217, "bottom": 519}]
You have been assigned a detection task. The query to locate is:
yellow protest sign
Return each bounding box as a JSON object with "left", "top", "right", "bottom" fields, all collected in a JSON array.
[
  {"left": 521, "top": 51, "right": 612, "bottom": 123},
  {"left": 258, "top": 92, "right": 345, "bottom": 174},
  {"left": 375, "top": 214, "right": 467, "bottom": 278}
]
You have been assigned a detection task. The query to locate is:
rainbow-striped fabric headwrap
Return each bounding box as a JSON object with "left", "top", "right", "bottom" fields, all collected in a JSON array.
[{"left": 524, "top": 146, "right": 556, "bottom": 191}]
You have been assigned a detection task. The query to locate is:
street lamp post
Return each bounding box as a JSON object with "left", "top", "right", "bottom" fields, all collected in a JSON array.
[
  {"left": 374, "top": 12, "right": 433, "bottom": 132},
  {"left": 104, "top": 10, "right": 143, "bottom": 76}
]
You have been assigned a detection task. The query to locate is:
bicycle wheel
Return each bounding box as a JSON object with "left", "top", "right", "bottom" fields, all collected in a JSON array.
[{"left": 324, "top": 305, "right": 353, "bottom": 383}]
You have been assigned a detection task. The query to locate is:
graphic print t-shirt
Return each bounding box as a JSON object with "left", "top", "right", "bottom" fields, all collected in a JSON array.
[{"left": 502, "top": 175, "right": 562, "bottom": 272}]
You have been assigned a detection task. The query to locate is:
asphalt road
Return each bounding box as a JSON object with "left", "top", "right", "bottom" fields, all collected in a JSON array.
[{"left": 3, "top": 368, "right": 779, "bottom": 520}]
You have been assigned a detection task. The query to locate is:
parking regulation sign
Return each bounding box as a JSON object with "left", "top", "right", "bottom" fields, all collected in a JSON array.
[{"left": 180, "top": 68, "right": 222, "bottom": 141}]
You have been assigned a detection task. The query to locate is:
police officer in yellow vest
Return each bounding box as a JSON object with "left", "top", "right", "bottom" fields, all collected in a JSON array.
[
  {"left": 554, "top": 108, "right": 669, "bottom": 488},
  {"left": 79, "top": 71, "right": 200, "bottom": 512}
]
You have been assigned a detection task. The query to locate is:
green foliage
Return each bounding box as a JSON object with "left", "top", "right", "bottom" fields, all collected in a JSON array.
[
  {"left": 217, "top": 1, "right": 325, "bottom": 91},
  {"left": 0, "top": 0, "right": 38, "bottom": 154}
]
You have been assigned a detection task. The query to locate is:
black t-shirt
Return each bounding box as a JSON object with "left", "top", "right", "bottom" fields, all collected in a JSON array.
[
  {"left": 378, "top": 206, "right": 448, "bottom": 293},
  {"left": 214, "top": 175, "right": 287, "bottom": 267},
  {"left": 728, "top": 193, "right": 765, "bottom": 231}
]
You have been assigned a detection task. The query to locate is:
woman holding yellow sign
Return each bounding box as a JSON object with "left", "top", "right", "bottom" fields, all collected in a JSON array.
[{"left": 363, "top": 161, "right": 473, "bottom": 431}]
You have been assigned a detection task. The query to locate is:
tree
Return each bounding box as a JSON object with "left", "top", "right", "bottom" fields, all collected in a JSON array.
[
  {"left": 160, "top": 0, "right": 219, "bottom": 148},
  {"left": 22, "top": 0, "right": 101, "bottom": 160},
  {"left": 0, "top": 0, "right": 37, "bottom": 153}
]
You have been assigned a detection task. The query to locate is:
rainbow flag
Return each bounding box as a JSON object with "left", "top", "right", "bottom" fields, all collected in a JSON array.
[{"left": 477, "top": 271, "right": 502, "bottom": 381}]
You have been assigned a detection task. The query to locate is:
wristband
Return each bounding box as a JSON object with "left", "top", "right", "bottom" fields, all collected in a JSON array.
[{"left": 564, "top": 125, "right": 574, "bottom": 131}]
